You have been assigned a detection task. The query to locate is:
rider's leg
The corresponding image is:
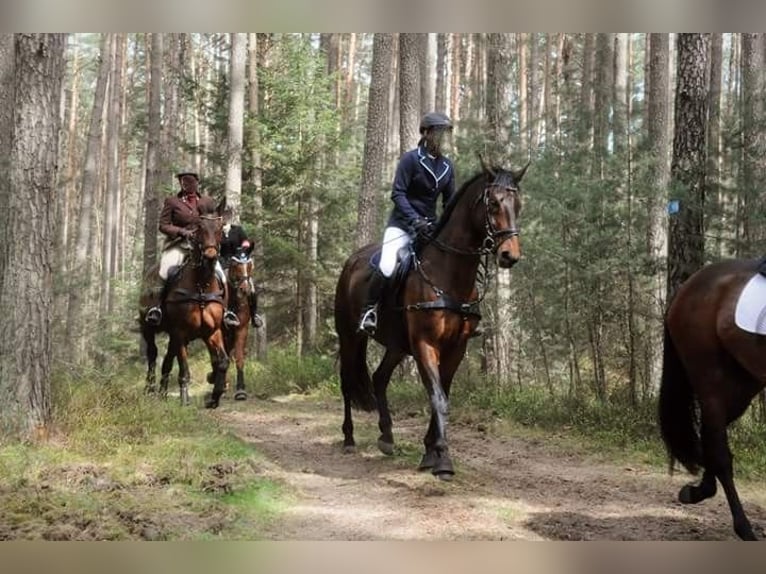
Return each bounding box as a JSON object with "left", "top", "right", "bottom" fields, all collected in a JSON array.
[
  {"left": 247, "top": 278, "right": 263, "bottom": 328},
  {"left": 146, "top": 247, "right": 185, "bottom": 325},
  {"left": 358, "top": 227, "right": 410, "bottom": 334},
  {"left": 215, "top": 261, "right": 241, "bottom": 327}
]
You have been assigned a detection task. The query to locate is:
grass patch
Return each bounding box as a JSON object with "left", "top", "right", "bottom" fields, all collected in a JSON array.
[{"left": 0, "top": 357, "right": 289, "bottom": 540}]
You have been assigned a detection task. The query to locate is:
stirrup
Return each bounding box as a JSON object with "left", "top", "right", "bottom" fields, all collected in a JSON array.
[
  {"left": 145, "top": 306, "right": 162, "bottom": 326},
  {"left": 224, "top": 310, "right": 241, "bottom": 327},
  {"left": 358, "top": 307, "right": 378, "bottom": 334}
]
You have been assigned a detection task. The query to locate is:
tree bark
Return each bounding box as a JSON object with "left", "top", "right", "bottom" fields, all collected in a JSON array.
[
  {"left": 399, "top": 33, "right": 421, "bottom": 153},
  {"left": 141, "top": 33, "right": 163, "bottom": 278},
  {"left": 66, "top": 33, "right": 111, "bottom": 357},
  {"left": 226, "top": 33, "right": 246, "bottom": 222},
  {"left": 356, "top": 33, "right": 393, "bottom": 248},
  {"left": 0, "top": 33, "right": 67, "bottom": 440},
  {"left": 666, "top": 34, "right": 710, "bottom": 302}
]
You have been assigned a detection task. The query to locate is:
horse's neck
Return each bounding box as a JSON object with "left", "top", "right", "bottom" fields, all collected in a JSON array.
[
  {"left": 420, "top": 197, "right": 483, "bottom": 298},
  {"left": 183, "top": 256, "right": 218, "bottom": 289}
]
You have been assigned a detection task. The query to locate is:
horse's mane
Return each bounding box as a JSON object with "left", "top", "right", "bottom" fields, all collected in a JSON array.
[{"left": 431, "top": 171, "right": 488, "bottom": 236}]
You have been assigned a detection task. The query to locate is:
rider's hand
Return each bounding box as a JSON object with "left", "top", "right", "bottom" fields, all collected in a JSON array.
[
  {"left": 179, "top": 228, "right": 194, "bottom": 239},
  {"left": 411, "top": 218, "right": 431, "bottom": 237}
]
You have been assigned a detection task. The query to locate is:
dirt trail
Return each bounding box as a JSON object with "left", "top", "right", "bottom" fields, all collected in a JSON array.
[{"left": 215, "top": 394, "right": 766, "bottom": 540}]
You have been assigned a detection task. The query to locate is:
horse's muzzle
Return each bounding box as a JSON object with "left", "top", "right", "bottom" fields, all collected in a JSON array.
[
  {"left": 498, "top": 250, "right": 519, "bottom": 268},
  {"left": 497, "top": 236, "right": 520, "bottom": 268},
  {"left": 203, "top": 246, "right": 219, "bottom": 260}
]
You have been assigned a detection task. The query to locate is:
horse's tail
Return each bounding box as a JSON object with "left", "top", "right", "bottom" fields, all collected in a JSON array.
[
  {"left": 658, "top": 324, "right": 701, "bottom": 475},
  {"left": 339, "top": 335, "right": 377, "bottom": 412}
]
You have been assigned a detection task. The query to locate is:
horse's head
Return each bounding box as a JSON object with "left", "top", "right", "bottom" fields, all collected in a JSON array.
[
  {"left": 227, "top": 243, "right": 255, "bottom": 299},
  {"left": 476, "top": 154, "right": 528, "bottom": 269},
  {"left": 194, "top": 197, "right": 227, "bottom": 264}
]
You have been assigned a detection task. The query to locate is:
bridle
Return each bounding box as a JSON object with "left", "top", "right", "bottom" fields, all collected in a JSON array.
[{"left": 428, "top": 176, "right": 520, "bottom": 257}]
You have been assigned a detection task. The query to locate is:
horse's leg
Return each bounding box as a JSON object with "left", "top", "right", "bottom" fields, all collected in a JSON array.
[
  {"left": 678, "top": 469, "right": 717, "bottom": 504},
  {"left": 373, "top": 349, "right": 405, "bottom": 455},
  {"left": 159, "top": 338, "right": 179, "bottom": 399},
  {"left": 176, "top": 342, "right": 191, "bottom": 407},
  {"left": 338, "top": 333, "right": 373, "bottom": 453},
  {"left": 418, "top": 341, "right": 465, "bottom": 473},
  {"left": 698, "top": 400, "right": 757, "bottom": 540},
  {"left": 204, "top": 330, "right": 229, "bottom": 409},
  {"left": 143, "top": 327, "right": 158, "bottom": 394},
  {"left": 412, "top": 341, "right": 453, "bottom": 480},
  {"left": 233, "top": 326, "right": 248, "bottom": 401}
]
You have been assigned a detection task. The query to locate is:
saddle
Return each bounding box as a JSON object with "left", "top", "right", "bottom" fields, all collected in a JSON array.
[{"left": 369, "top": 245, "right": 414, "bottom": 298}]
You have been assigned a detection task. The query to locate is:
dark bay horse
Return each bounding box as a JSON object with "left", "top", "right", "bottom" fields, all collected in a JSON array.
[
  {"left": 139, "top": 198, "right": 230, "bottom": 409},
  {"left": 660, "top": 258, "right": 766, "bottom": 540},
  {"left": 334, "top": 157, "right": 528, "bottom": 480},
  {"left": 222, "top": 246, "right": 257, "bottom": 401}
]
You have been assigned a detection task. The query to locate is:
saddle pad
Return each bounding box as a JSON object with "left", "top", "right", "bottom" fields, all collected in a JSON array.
[{"left": 734, "top": 273, "right": 766, "bottom": 335}]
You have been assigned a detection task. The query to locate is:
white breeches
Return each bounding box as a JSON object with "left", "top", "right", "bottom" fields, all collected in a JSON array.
[
  {"left": 159, "top": 245, "right": 226, "bottom": 284},
  {"left": 379, "top": 226, "right": 411, "bottom": 278}
]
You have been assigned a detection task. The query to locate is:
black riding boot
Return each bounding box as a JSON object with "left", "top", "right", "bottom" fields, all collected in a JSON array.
[
  {"left": 358, "top": 269, "right": 386, "bottom": 335},
  {"left": 248, "top": 291, "right": 263, "bottom": 328},
  {"left": 145, "top": 279, "right": 170, "bottom": 326}
]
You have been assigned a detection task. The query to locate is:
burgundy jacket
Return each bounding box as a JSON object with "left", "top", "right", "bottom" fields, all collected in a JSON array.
[{"left": 159, "top": 192, "right": 216, "bottom": 245}]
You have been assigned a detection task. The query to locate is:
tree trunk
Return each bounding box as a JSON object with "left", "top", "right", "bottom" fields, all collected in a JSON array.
[
  {"left": 666, "top": 34, "right": 710, "bottom": 302},
  {"left": 645, "top": 33, "right": 671, "bottom": 395},
  {"left": 226, "top": 33, "right": 246, "bottom": 222},
  {"left": 141, "top": 33, "right": 163, "bottom": 278},
  {"left": 356, "top": 33, "right": 393, "bottom": 248},
  {"left": 248, "top": 33, "right": 267, "bottom": 360},
  {"left": 0, "top": 35, "right": 15, "bottom": 284},
  {"left": 419, "top": 33, "right": 435, "bottom": 115},
  {"left": 708, "top": 34, "right": 724, "bottom": 257},
  {"left": 0, "top": 33, "right": 67, "bottom": 440},
  {"left": 518, "top": 33, "right": 528, "bottom": 153},
  {"left": 102, "top": 34, "right": 124, "bottom": 315},
  {"left": 450, "top": 34, "right": 461, "bottom": 123},
  {"left": 399, "top": 33, "right": 421, "bottom": 153},
  {"left": 66, "top": 33, "right": 111, "bottom": 359},
  {"left": 486, "top": 33, "right": 515, "bottom": 384},
  {"left": 580, "top": 33, "right": 595, "bottom": 147},
  {"left": 435, "top": 34, "right": 448, "bottom": 113},
  {"left": 740, "top": 33, "right": 765, "bottom": 256}
]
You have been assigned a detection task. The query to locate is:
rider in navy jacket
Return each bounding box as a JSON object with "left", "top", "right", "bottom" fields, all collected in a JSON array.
[
  {"left": 387, "top": 143, "right": 455, "bottom": 234},
  {"left": 358, "top": 111, "right": 455, "bottom": 335}
]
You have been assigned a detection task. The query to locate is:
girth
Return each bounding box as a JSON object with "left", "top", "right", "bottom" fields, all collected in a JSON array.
[
  {"left": 404, "top": 292, "right": 482, "bottom": 319},
  {"left": 169, "top": 288, "right": 225, "bottom": 306}
]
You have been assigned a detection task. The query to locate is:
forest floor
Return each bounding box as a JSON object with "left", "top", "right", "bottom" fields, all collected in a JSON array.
[{"left": 214, "top": 392, "right": 766, "bottom": 541}]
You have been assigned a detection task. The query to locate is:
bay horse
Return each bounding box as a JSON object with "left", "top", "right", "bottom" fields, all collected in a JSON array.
[
  {"left": 334, "top": 156, "right": 527, "bottom": 480},
  {"left": 139, "top": 197, "right": 230, "bottom": 409},
  {"left": 222, "top": 244, "right": 257, "bottom": 401},
  {"left": 660, "top": 258, "right": 766, "bottom": 540}
]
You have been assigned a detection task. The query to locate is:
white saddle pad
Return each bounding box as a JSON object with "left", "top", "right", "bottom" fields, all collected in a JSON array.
[{"left": 734, "top": 273, "right": 766, "bottom": 335}]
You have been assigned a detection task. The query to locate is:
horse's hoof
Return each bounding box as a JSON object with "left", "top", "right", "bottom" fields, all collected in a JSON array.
[
  {"left": 418, "top": 451, "right": 437, "bottom": 471},
  {"left": 204, "top": 393, "right": 221, "bottom": 409},
  {"left": 144, "top": 386, "right": 157, "bottom": 395},
  {"left": 234, "top": 390, "right": 247, "bottom": 401},
  {"left": 343, "top": 444, "right": 356, "bottom": 454},
  {"left": 435, "top": 471, "right": 454, "bottom": 482},
  {"left": 377, "top": 439, "right": 395, "bottom": 456}
]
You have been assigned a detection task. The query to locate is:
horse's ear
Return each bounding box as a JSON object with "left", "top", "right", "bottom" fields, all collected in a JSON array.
[
  {"left": 477, "top": 152, "right": 496, "bottom": 177},
  {"left": 217, "top": 196, "right": 227, "bottom": 216},
  {"left": 512, "top": 161, "right": 530, "bottom": 183}
]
